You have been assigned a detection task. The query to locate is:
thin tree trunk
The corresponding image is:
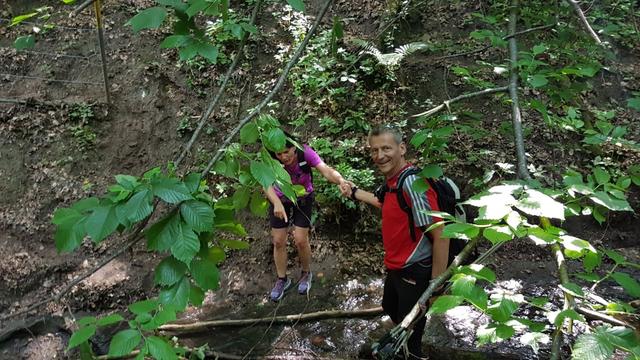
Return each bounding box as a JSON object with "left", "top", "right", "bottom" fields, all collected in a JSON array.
[{"left": 508, "top": 0, "right": 531, "bottom": 180}]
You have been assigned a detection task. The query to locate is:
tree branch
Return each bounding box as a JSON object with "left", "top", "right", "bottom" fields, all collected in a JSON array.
[
  {"left": 434, "top": 23, "right": 556, "bottom": 61},
  {"left": 202, "top": 0, "right": 334, "bottom": 175},
  {"left": 411, "top": 86, "right": 509, "bottom": 118},
  {"left": 159, "top": 306, "right": 383, "bottom": 333},
  {"left": 174, "top": 0, "right": 263, "bottom": 168},
  {"left": 565, "top": 0, "right": 603, "bottom": 45},
  {"left": 508, "top": 0, "right": 531, "bottom": 180}
]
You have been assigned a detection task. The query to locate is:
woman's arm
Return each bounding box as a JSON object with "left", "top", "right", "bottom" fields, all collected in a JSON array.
[
  {"left": 314, "top": 162, "right": 347, "bottom": 186},
  {"left": 264, "top": 186, "right": 287, "bottom": 222}
]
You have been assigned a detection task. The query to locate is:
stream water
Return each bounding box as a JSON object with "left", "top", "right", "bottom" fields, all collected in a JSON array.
[{"left": 178, "top": 277, "right": 387, "bottom": 359}]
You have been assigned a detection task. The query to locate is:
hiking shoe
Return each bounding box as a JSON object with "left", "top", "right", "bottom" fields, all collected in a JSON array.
[
  {"left": 298, "top": 271, "right": 312, "bottom": 295},
  {"left": 270, "top": 277, "right": 292, "bottom": 302}
]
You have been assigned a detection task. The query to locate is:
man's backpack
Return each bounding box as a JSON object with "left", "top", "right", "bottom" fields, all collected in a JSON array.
[{"left": 375, "top": 166, "right": 469, "bottom": 266}]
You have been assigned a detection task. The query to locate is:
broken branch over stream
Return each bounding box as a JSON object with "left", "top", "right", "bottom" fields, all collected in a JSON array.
[{"left": 159, "top": 306, "right": 383, "bottom": 334}]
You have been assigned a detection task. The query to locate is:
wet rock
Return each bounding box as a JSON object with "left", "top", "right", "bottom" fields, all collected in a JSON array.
[{"left": 424, "top": 306, "right": 549, "bottom": 360}]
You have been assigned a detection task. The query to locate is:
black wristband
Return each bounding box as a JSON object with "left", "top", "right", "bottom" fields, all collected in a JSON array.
[{"left": 350, "top": 186, "right": 358, "bottom": 200}]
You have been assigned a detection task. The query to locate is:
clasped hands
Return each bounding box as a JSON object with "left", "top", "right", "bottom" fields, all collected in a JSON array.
[{"left": 338, "top": 180, "right": 356, "bottom": 199}]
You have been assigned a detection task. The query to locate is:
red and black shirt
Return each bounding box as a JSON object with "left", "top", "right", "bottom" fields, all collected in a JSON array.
[{"left": 381, "top": 164, "right": 441, "bottom": 270}]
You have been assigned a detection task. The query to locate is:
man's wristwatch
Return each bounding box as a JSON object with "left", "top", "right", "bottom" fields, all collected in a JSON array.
[{"left": 350, "top": 186, "right": 358, "bottom": 200}]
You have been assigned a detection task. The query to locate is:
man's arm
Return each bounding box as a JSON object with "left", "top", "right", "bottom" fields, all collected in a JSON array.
[
  {"left": 340, "top": 182, "right": 382, "bottom": 209},
  {"left": 429, "top": 225, "right": 450, "bottom": 280}
]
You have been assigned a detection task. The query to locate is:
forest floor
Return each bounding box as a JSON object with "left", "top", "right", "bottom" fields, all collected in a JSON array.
[{"left": 1, "top": 0, "right": 639, "bottom": 359}]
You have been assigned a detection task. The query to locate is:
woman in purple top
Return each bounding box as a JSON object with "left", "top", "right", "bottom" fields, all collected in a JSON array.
[{"left": 265, "top": 138, "right": 349, "bottom": 301}]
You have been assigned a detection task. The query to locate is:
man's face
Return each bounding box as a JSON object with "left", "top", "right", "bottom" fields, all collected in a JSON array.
[
  {"left": 275, "top": 146, "right": 296, "bottom": 166},
  {"left": 368, "top": 133, "right": 406, "bottom": 178}
]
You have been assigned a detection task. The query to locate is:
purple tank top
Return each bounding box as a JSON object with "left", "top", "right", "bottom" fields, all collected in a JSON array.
[{"left": 274, "top": 145, "right": 322, "bottom": 199}]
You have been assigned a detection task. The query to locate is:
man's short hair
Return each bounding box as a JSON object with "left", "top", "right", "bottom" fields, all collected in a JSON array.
[{"left": 368, "top": 125, "right": 404, "bottom": 144}]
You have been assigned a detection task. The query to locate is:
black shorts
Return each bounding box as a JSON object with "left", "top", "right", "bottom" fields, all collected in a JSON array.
[
  {"left": 268, "top": 193, "right": 314, "bottom": 229},
  {"left": 382, "top": 260, "right": 432, "bottom": 358}
]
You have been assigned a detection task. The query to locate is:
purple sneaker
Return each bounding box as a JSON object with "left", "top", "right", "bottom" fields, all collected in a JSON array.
[
  {"left": 298, "top": 271, "right": 312, "bottom": 295},
  {"left": 270, "top": 277, "right": 292, "bottom": 302}
]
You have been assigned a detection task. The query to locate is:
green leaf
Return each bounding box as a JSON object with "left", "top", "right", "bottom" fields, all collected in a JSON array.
[
  {"left": 515, "top": 189, "right": 565, "bottom": 220},
  {"left": 240, "top": 122, "right": 259, "bottom": 144},
  {"left": 442, "top": 223, "right": 479, "bottom": 240},
  {"left": 72, "top": 197, "right": 101, "bottom": 212},
  {"left": 178, "top": 43, "right": 198, "bottom": 60},
  {"left": 97, "top": 314, "right": 124, "bottom": 326},
  {"left": 476, "top": 324, "right": 499, "bottom": 345},
  {"left": 495, "top": 324, "right": 515, "bottom": 340},
  {"left": 126, "top": 7, "right": 167, "bottom": 33},
  {"left": 53, "top": 207, "right": 82, "bottom": 225},
  {"left": 186, "top": 0, "right": 209, "bottom": 17},
  {"left": 458, "top": 264, "right": 496, "bottom": 283},
  {"left": 559, "top": 282, "right": 585, "bottom": 297},
  {"left": 115, "top": 175, "right": 140, "bottom": 191},
  {"left": 528, "top": 74, "right": 548, "bottom": 88},
  {"left": 122, "top": 189, "right": 154, "bottom": 222},
  {"left": 427, "top": 295, "right": 464, "bottom": 314},
  {"left": 195, "top": 42, "right": 218, "bottom": 63},
  {"left": 465, "top": 285, "right": 488, "bottom": 311},
  {"left": 420, "top": 165, "right": 443, "bottom": 179},
  {"left": 589, "top": 191, "right": 633, "bottom": 211},
  {"left": 146, "top": 336, "right": 178, "bottom": 360},
  {"left": 583, "top": 251, "right": 601, "bottom": 272},
  {"left": 180, "top": 200, "right": 214, "bottom": 233},
  {"left": 549, "top": 309, "right": 584, "bottom": 327},
  {"left": 108, "top": 329, "right": 141, "bottom": 357},
  {"left": 286, "top": 0, "right": 305, "bottom": 12},
  {"left": 152, "top": 178, "right": 193, "bottom": 204},
  {"left": 520, "top": 332, "right": 549, "bottom": 354},
  {"left": 191, "top": 258, "right": 219, "bottom": 290},
  {"left": 205, "top": 246, "right": 225, "bottom": 264},
  {"left": 529, "top": 297, "right": 548, "bottom": 307},
  {"left": 575, "top": 272, "right": 600, "bottom": 282},
  {"left": 483, "top": 225, "right": 513, "bottom": 244},
  {"left": 593, "top": 167, "right": 610, "bottom": 185},
  {"left": 411, "top": 179, "right": 430, "bottom": 193},
  {"left": 85, "top": 204, "right": 120, "bottom": 243},
  {"left": 184, "top": 173, "right": 201, "bottom": 194},
  {"left": 14, "top": 35, "right": 35, "bottom": 50},
  {"left": 263, "top": 128, "right": 286, "bottom": 152},
  {"left": 450, "top": 274, "right": 476, "bottom": 297},
  {"left": 572, "top": 329, "right": 614, "bottom": 360},
  {"left": 68, "top": 325, "right": 97, "bottom": 349},
  {"left": 250, "top": 161, "right": 276, "bottom": 189},
  {"left": 488, "top": 298, "right": 518, "bottom": 322},
  {"left": 77, "top": 316, "right": 97, "bottom": 327},
  {"left": 159, "top": 277, "right": 190, "bottom": 311},
  {"left": 146, "top": 212, "right": 180, "bottom": 251},
  {"left": 128, "top": 299, "right": 158, "bottom": 315},
  {"left": 232, "top": 187, "right": 251, "bottom": 210},
  {"left": 154, "top": 256, "right": 188, "bottom": 286},
  {"left": 627, "top": 97, "right": 640, "bottom": 111},
  {"left": 189, "top": 284, "right": 205, "bottom": 306},
  {"left": 11, "top": 12, "right": 37, "bottom": 26},
  {"left": 170, "top": 223, "right": 200, "bottom": 264},
  {"left": 220, "top": 239, "right": 250, "bottom": 250},
  {"left": 611, "top": 272, "right": 640, "bottom": 297},
  {"left": 55, "top": 217, "right": 87, "bottom": 253},
  {"left": 160, "top": 34, "right": 190, "bottom": 48}
]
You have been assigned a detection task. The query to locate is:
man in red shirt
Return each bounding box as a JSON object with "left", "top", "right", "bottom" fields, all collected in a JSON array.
[{"left": 341, "top": 125, "right": 450, "bottom": 359}]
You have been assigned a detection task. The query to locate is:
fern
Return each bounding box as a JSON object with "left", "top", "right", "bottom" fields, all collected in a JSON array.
[{"left": 359, "top": 42, "right": 428, "bottom": 67}]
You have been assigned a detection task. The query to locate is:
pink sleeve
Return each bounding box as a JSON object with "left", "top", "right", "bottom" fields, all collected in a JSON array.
[{"left": 303, "top": 144, "right": 323, "bottom": 167}]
